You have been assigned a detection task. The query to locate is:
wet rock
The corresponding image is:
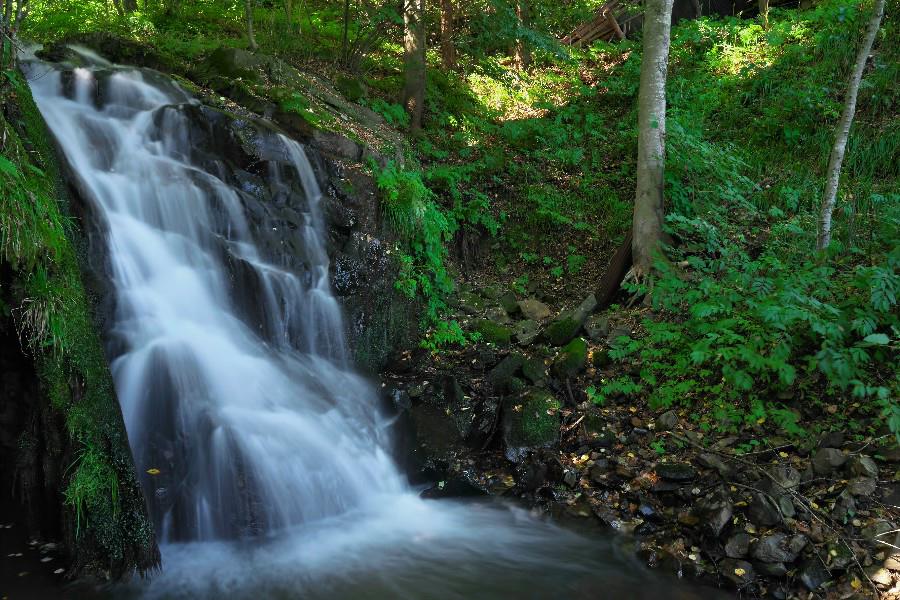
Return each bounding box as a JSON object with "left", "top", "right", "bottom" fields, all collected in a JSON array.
[
  {"left": 768, "top": 464, "right": 801, "bottom": 493},
  {"left": 698, "top": 495, "right": 733, "bottom": 538},
  {"left": 720, "top": 558, "right": 755, "bottom": 587},
  {"left": 563, "top": 469, "right": 578, "bottom": 488},
  {"left": 474, "top": 320, "right": 512, "bottom": 345},
  {"left": 754, "top": 561, "right": 788, "bottom": 577},
  {"left": 752, "top": 533, "right": 807, "bottom": 563},
  {"left": 861, "top": 520, "right": 896, "bottom": 545},
  {"left": 420, "top": 476, "right": 487, "bottom": 499},
  {"left": 655, "top": 410, "right": 678, "bottom": 431},
  {"left": 848, "top": 476, "right": 877, "bottom": 497},
  {"left": 831, "top": 488, "right": 856, "bottom": 520},
  {"left": 818, "top": 431, "right": 845, "bottom": 448},
  {"left": 502, "top": 388, "right": 561, "bottom": 462},
  {"left": 812, "top": 447, "right": 847, "bottom": 475},
  {"left": 654, "top": 463, "right": 696, "bottom": 482},
  {"left": 697, "top": 453, "right": 733, "bottom": 477},
  {"left": 487, "top": 353, "right": 526, "bottom": 394},
  {"left": 544, "top": 294, "right": 597, "bottom": 346},
  {"left": 776, "top": 495, "right": 795, "bottom": 519},
  {"left": 847, "top": 455, "right": 878, "bottom": 478},
  {"left": 726, "top": 533, "right": 751, "bottom": 558},
  {"left": 748, "top": 492, "right": 782, "bottom": 527},
  {"left": 799, "top": 557, "right": 830, "bottom": 591},
  {"left": 584, "top": 314, "right": 610, "bottom": 341},
  {"left": 551, "top": 337, "right": 588, "bottom": 379},
  {"left": 517, "top": 298, "right": 552, "bottom": 321}
]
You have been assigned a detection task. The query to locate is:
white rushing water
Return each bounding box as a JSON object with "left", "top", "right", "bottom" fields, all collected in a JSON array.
[{"left": 25, "top": 49, "right": 718, "bottom": 600}]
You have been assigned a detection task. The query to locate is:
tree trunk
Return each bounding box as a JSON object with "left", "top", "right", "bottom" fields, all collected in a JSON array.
[
  {"left": 341, "top": 0, "right": 350, "bottom": 63},
  {"left": 758, "top": 0, "right": 769, "bottom": 28},
  {"left": 401, "top": 0, "right": 426, "bottom": 132},
  {"left": 123, "top": 0, "right": 137, "bottom": 13},
  {"left": 440, "top": 0, "right": 456, "bottom": 70},
  {"left": 513, "top": 0, "right": 531, "bottom": 70},
  {"left": 284, "top": 0, "right": 293, "bottom": 31},
  {"left": 817, "top": 0, "right": 885, "bottom": 251},
  {"left": 631, "top": 0, "right": 674, "bottom": 276},
  {"left": 245, "top": 0, "right": 258, "bottom": 51}
]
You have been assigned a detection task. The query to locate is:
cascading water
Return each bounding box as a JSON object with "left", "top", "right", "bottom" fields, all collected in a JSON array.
[{"left": 23, "top": 49, "right": 721, "bottom": 600}]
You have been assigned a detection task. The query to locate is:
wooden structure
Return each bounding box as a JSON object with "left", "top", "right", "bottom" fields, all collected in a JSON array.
[{"left": 561, "top": 0, "right": 631, "bottom": 47}]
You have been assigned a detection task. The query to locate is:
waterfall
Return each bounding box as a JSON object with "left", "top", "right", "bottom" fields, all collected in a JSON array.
[
  {"left": 27, "top": 49, "right": 403, "bottom": 542},
  {"left": 23, "top": 48, "right": 716, "bottom": 600}
]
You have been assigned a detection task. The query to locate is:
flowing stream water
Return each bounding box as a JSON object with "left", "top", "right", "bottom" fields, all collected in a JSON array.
[{"left": 24, "top": 48, "right": 723, "bottom": 599}]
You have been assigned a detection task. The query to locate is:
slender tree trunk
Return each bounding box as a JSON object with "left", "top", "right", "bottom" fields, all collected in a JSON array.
[
  {"left": 245, "top": 0, "right": 258, "bottom": 51},
  {"left": 513, "top": 0, "right": 531, "bottom": 70},
  {"left": 758, "top": 0, "right": 769, "bottom": 28},
  {"left": 817, "top": 0, "right": 885, "bottom": 251},
  {"left": 123, "top": 0, "right": 137, "bottom": 13},
  {"left": 631, "top": 0, "right": 674, "bottom": 276},
  {"left": 284, "top": 0, "right": 293, "bottom": 31},
  {"left": 341, "top": 0, "right": 350, "bottom": 63},
  {"left": 401, "top": 0, "right": 426, "bottom": 132},
  {"left": 440, "top": 0, "right": 456, "bottom": 70}
]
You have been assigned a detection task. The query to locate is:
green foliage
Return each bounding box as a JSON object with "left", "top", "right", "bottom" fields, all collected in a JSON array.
[{"left": 374, "top": 160, "right": 456, "bottom": 321}]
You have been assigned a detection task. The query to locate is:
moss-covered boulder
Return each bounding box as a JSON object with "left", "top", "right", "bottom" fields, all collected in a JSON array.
[
  {"left": 502, "top": 388, "right": 561, "bottom": 462},
  {"left": 335, "top": 75, "right": 367, "bottom": 102},
  {"left": 545, "top": 294, "right": 597, "bottom": 346},
  {"left": 1, "top": 70, "right": 158, "bottom": 578},
  {"left": 474, "top": 320, "right": 513, "bottom": 345},
  {"left": 552, "top": 337, "right": 588, "bottom": 379}
]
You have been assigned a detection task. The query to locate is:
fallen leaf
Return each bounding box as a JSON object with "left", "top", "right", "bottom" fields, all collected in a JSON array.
[
  {"left": 734, "top": 567, "right": 746, "bottom": 577},
  {"left": 146, "top": 468, "right": 161, "bottom": 476}
]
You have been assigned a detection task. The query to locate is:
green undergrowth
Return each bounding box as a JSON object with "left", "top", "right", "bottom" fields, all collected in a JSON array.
[
  {"left": 0, "top": 71, "right": 156, "bottom": 571},
  {"left": 588, "top": 0, "right": 900, "bottom": 442}
]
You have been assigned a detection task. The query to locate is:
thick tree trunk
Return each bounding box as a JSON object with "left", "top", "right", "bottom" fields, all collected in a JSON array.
[
  {"left": 440, "top": 0, "right": 456, "bottom": 70},
  {"left": 631, "top": 0, "right": 674, "bottom": 276},
  {"left": 402, "top": 0, "right": 426, "bottom": 132},
  {"left": 817, "top": 0, "right": 885, "bottom": 251},
  {"left": 245, "top": 0, "right": 258, "bottom": 51},
  {"left": 513, "top": 0, "right": 531, "bottom": 70}
]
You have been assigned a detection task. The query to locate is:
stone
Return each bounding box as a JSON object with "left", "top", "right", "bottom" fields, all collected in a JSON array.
[
  {"left": 697, "top": 453, "right": 733, "bottom": 477},
  {"left": 720, "top": 559, "right": 755, "bottom": 587},
  {"left": 589, "top": 462, "right": 609, "bottom": 484},
  {"left": 748, "top": 492, "right": 782, "bottom": 527},
  {"left": 499, "top": 292, "right": 519, "bottom": 315},
  {"left": 521, "top": 356, "right": 548, "bottom": 384},
  {"left": 484, "top": 307, "right": 511, "bottom": 325},
  {"left": 752, "top": 533, "right": 808, "bottom": 563},
  {"left": 768, "top": 464, "right": 801, "bottom": 493},
  {"left": 474, "top": 320, "right": 512, "bottom": 345},
  {"left": 545, "top": 294, "right": 596, "bottom": 346},
  {"left": 777, "top": 495, "right": 796, "bottom": 519},
  {"left": 514, "top": 320, "right": 541, "bottom": 346},
  {"left": 479, "top": 285, "right": 504, "bottom": 300},
  {"left": 726, "top": 533, "right": 751, "bottom": 558},
  {"left": 487, "top": 353, "right": 526, "bottom": 394},
  {"left": 754, "top": 561, "right": 788, "bottom": 577},
  {"left": 812, "top": 447, "right": 847, "bottom": 475},
  {"left": 551, "top": 338, "right": 588, "bottom": 379},
  {"left": 799, "top": 557, "right": 830, "bottom": 591},
  {"left": 884, "top": 553, "right": 900, "bottom": 571},
  {"left": 655, "top": 410, "right": 678, "bottom": 431},
  {"left": 584, "top": 314, "right": 610, "bottom": 341},
  {"left": 862, "top": 520, "right": 896, "bottom": 544},
  {"left": 848, "top": 476, "right": 877, "bottom": 497},
  {"left": 654, "top": 463, "right": 697, "bottom": 482},
  {"left": 457, "top": 291, "right": 485, "bottom": 315},
  {"left": 517, "top": 298, "right": 552, "bottom": 321},
  {"left": 501, "top": 388, "right": 561, "bottom": 462},
  {"left": 699, "top": 495, "right": 733, "bottom": 538},
  {"left": 203, "top": 47, "right": 267, "bottom": 82},
  {"left": 563, "top": 469, "right": 578, "bottom": 488},
  {"left": 847, "top": 455, "right": 879, "bottom": 478},
  {"left": 819, "top": 431, "right": 845, "bottom": 448}
]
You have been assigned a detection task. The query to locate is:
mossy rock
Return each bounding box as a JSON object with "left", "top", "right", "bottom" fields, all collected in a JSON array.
[
  {"left": 592, "top": 348, "right": 612, "bottom": 368},
  {"left": 203, "top": 47, "right": 267, "bottom": 83},
  {"left": 552, "top": 337, "right": 588, "bottom": 379},
  {"left": 502, "top": 388, "right": 561, "bottom": 462},
  {"left": 457, "top": 291, "right": 485, "bottom": 315},
  {"left": 522, "top": 356, "right": 549, "bottom": 384},
  {"left": 499, "top": 291, "right": 519, "bottom": 315},
  {"left": 474, "top": 320, "right": 512, "bottom": 345},
  {"left": 545, "top": 315, "right": 580, "bottom": 346},
  {"left": 487, "top": 352, "right": 525, "bottom": 393},
  {"left": 335, "top": 75, "right": 366, "bottom": 102}
]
